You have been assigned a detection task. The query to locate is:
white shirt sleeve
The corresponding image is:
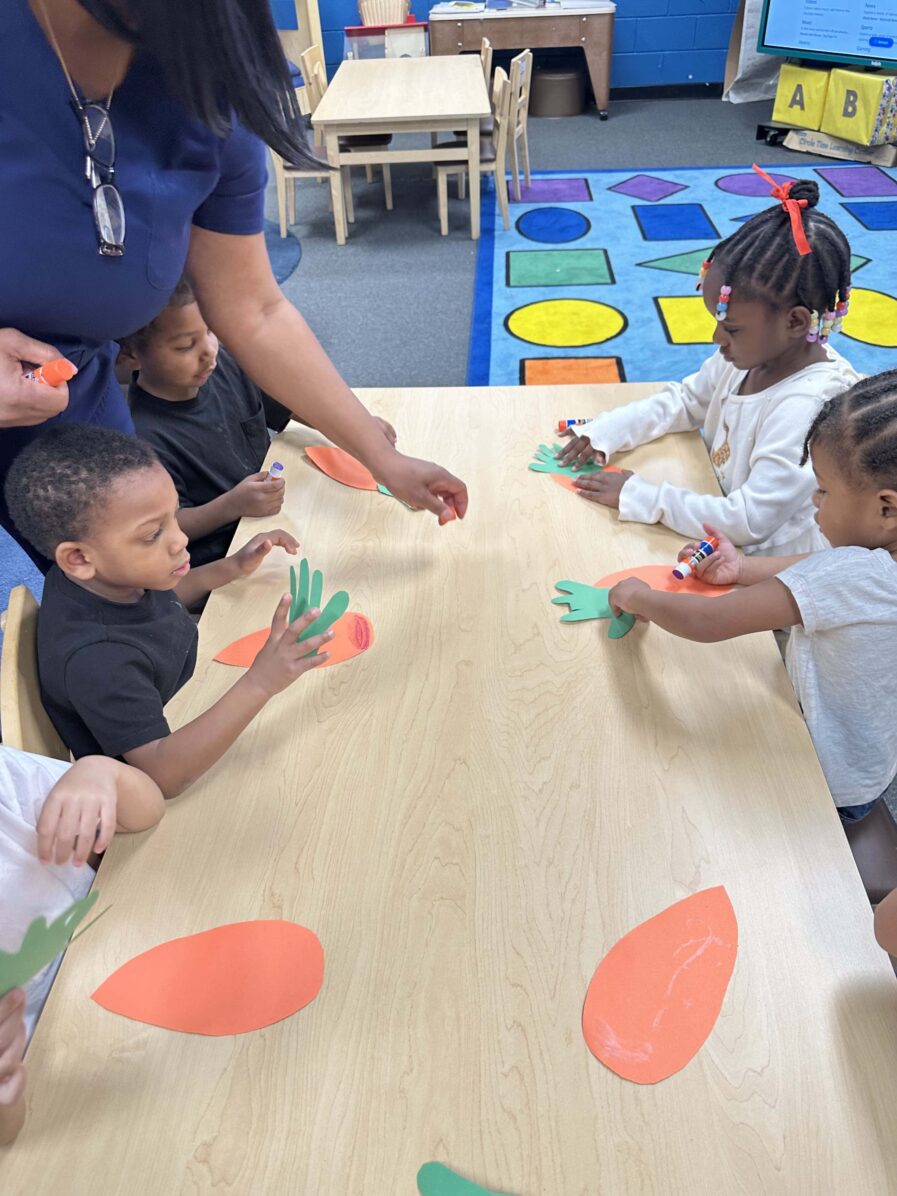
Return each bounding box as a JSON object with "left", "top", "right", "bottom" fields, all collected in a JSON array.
[
  {"left": 577, "top": 353, "right": 725, "bottom": 459},
  {"left": 778, "top": 547, "right": 897, "bottom": 631},
  {"left": 617, "top": 389, "right": 824, "bottom": 545}
]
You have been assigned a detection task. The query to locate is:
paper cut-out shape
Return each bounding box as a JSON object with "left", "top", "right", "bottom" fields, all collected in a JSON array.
[
  {"left": 417, "top": 1162, "right": 516, "bottom": 1196},
  {"left": 529, "top": 442, "right": 605, "bottom": 480},
  {"left": 306, "top": 444, "right": 378, "bottom": 491},
  {"left": 290, "top": 560, "right": 350, "bottom": 656},
  {"left": 214, "top": 610, "right": 374, "bottom": 669},
  {"left": 594, "top": 564, "right": 733, "bottom": 598},
  {"left": 92, "top": 920, "right": 324, "bottom": 1035},
  {"left": 0, "top": 891, "right": 100, "bottom": 996},
  {"left": 582, "top": 886, "right": 738, "bottom": 1084},
  {"left": 552, "top": 581, "right": 635, "bottom": 639}
]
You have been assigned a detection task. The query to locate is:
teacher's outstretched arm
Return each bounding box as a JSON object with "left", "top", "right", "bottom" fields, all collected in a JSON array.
[{"left": 186, "top": 228, "right": 468, "bottom": 525}]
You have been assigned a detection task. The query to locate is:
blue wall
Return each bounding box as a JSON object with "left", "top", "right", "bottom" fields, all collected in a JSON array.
[{"left": 271, "top": 0, "right": 739, "bottom": 89}]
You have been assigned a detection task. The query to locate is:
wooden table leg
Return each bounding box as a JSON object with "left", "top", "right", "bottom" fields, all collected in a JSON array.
[
  {"left": 467, "top": 117, "right": 481, "bottom": 240},
  {"left": 583, "top": 20, "right": 612, "bottom": 119},
  {"left": 324, "top": 130, "right": 347, "bottom": 245}
]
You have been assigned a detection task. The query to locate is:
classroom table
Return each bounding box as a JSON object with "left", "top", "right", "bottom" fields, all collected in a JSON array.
[
  {"left": 429, "top": 2, "right": 616, "bottom": 119},
  {"left": 8, "top": 384, "right": 897, "bottom": 1195},
  {"left": 311, "top": 57, "right": 492, "bottom": 245}
]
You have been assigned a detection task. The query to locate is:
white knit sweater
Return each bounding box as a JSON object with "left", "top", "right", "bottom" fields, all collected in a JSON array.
[{"left": 578, "top": 347, "right": 861, "bottom": 556}]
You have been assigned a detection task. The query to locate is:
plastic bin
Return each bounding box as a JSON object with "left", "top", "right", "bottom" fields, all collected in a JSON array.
[
  {"left": 530, "top": 67, "right": 585, "bottom": 117},
  {"left": 343, "top": 19, "right": 428, "bottom": 60}
]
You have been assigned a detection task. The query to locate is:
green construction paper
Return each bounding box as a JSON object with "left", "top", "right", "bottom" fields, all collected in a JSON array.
[
  {"left": 0, "top": 891, "right": 100, "bottom": 996},
  {"left": 288, "top": 560, "right": 352, "bottom": 655},
  {"left": 310, "top": 568, "right": 323, "bottom": 613},
  {"left": 552, "top": 580, "right": 636, "bottom": 639},
  {"left": 376, "top": 482, "right": 416, "bottom": 510},
  {"left": 417, "top": 1162, "right": 516, "bottom": 1196},
  {"left": 529, "top": 442, "right": 605, "bottom": 480}
]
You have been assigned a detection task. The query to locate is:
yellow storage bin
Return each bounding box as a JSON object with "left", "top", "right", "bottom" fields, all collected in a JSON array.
[
  {"left": 772, "top": 64, "right": 830, "bottom": 131},
  {"left": 821, "top": 69, "right": 897, "bottom": 146}
]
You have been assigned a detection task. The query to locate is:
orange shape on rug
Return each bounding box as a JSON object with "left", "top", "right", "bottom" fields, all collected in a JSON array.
[
  {"left": 582, "top": 886, "right": 738, "bottom": 1084},
  {"left": 306, "top": 445, "right": 378, "bottom": 491},
  {"left": 214, "top": 610, "right": 374, "bottom": 668},
  {"left": 551, "top": 465, "right": 622, "bottom": 493},
  {"left": 594, "top": 563, "right": 732, "bottom": 597},
  {"left": 92, "top": 920, "right": 324, "bottom": 1036}
]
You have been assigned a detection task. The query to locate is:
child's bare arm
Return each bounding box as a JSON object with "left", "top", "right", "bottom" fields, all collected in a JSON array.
[
  {"left": 608, "top": 576, "right": 802, "bottom": 643},
  {"left": 0, "top": 988, "right": 26, "bottom": 1146},
  {"left": 124, "top": 599, "right": 332, "bottom": 798},
  {"left": 174, "top": 529, "right": 299, "bottom": 608},
  {"left": 176, "top": 474, "right": 286, "bottom": 543},
  {"left": 875, "top": 888, "right": 897, "bottom": 956},
  {"left": 176, "top": 493, "right": 241, "bottom": 541}
]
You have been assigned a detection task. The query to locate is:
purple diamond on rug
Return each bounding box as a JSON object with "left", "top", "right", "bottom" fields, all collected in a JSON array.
[
  {"left": 609, "top": 174, "right": 687, "bottom": 202},
  {"left": 716, "top": 171, "right": 795, "bottom": 197},
  {"left": 511, "top": 178, "right": 592, "bottom": 203},
  {"left": 816, "top": 165, "right": 897, "bottom": 197}
]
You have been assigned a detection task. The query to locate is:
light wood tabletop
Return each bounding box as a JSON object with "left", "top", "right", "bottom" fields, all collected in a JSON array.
[
  {"left": 8, "top": 385, "right": 897, "bottom": 1195},
  {"left": 312, "top": 57, "right": 491, "bottom": 243}
]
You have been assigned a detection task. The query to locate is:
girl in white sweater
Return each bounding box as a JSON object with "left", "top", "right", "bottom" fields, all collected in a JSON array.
[{"left": 557, "top": 173, "right": 860, "bottom": 557}]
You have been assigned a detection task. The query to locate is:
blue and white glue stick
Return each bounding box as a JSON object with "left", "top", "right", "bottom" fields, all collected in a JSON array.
[
  {"left": 267, "top": 461, "right": 285, "bottom": 482},
  {"left": 557, "top": 418, "right": 591, "bottom": 432},
  {"left": 672, "top": 536, "right": 719, "bottom": 581}
]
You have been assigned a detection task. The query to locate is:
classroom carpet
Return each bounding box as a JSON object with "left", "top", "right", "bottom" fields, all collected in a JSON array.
[{"left": 467, "top": 163, "right": 897, "bottom": 387}]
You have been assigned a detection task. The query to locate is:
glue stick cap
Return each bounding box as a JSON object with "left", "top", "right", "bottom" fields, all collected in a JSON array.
[
  {"left": 671, "top": 561, "right": 692, "bottom": 581},
  {"left": 35, "top": 357, "right": 77, "bottom": 387},
  {"left": 269, "top": 461, "right": 284, "bottom": 477}
]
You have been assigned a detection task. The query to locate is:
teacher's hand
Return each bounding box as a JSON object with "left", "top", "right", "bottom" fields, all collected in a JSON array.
[
  {"left": 0, "top": 329, "right": 71, "bottom": 428},
  {"left": 378, "top": 454, "right": 468, "bottom": 526}
]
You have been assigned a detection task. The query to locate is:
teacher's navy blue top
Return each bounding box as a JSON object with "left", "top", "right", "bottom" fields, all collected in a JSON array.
[{"left": 0, "top": 0, "right": 267, "bottom": 504}]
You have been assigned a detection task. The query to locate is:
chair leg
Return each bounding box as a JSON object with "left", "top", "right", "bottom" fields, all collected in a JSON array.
[
  {"left": 341, "top": 167, "right": 355, "bottom": 224},
  {"left": 494, "top": 165, "right": 510, "bottom": 231},
  {"left": 509, "top": 136, "right": 521, "bottom": 202},
  {"left": 365, "top": 164, "right": 374, "bottom": 183},
  {"left": 274, "top": 166, "right": 288, "bottom": 238},
  {"left": 437, "top": 169, "right": 449, "bottom": 236},
  {"left": 458, "top": 172, "right": 466, "bottom": 201},
  {"left": 286, "top": 178, "right": 297, "bottom": 226},
  {"left": 520, "top": 124, "right": 532, "bottom": 187},
  {"left": 382, "top": 164, "right": 393, "bottom": 211}
]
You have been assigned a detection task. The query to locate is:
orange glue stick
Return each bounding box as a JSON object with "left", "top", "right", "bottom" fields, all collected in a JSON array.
[{"left": 28, "top": 358, "right": 77, "bottom": 387}]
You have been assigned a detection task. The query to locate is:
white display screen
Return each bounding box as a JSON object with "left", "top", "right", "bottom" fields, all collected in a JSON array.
[{"left": 762, "top": 0, "right": 897, "bottom": 64}]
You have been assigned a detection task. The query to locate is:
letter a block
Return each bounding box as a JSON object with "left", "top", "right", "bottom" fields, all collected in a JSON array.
[{"left": 773, "top": 64, "right": 830, "bottom": 130}]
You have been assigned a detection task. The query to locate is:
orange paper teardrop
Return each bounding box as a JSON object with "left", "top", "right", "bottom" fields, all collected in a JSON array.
[
  {"left": 92, "top": 920, "right": 324, "bottom": 1036},
  {"left": 582, "top": 886, "right": 737, "bottom": 1084},
  {"left": 551, "top": 465, "right": 622, "bottom": 494},
  {"left": 306, "top": 445, "right": 378, "bottom": 491},
  {"left": 594, "top": 564, "right": 732, "bottom": 597},
  {"left": 214, "top": 610, "right": 374, "bottom": 669}
]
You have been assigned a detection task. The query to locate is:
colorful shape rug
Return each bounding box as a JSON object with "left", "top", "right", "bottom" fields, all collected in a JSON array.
[{"left": 467, "top": 165, "right": 897, "bottom": 386}]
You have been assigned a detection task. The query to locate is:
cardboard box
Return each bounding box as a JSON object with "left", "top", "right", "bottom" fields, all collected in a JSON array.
[
  {"left": 772, "top": 64, "right": 830, "bottom": 130},
  {"left": 821, "top": 68, "right": 897, "bottom": 146},
  {"left": 783, "top": 127, "right": 897, "bottom": 167}
]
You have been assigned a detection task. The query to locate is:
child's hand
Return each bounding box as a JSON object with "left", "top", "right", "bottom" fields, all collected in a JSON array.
[
  {"left": 374, "top": 416, "right": 397, "bottom": 446},
  {"left": 0, "top": 988, "right": 26, "bottom": 1107},
  {"left": 246, "top": 595, "right": 333, "bottom": 698},
  {"left": 573, "top": 470, "right": 633, "bottom": 509},
  {"left": 36, "top": 757, "right": 119, "bottom": 866},
  {"left": 608, "top": 577, "right": 652, "bottom": 622},
  {"left": 231, "top": 530, "right": 300, "bottom": 578},
  {"left": 228, "top": 471, "right": 285, "bottom": 519},
  {"left": 555, "top": 430, "right": 606, "bottom": 470},
  {"left": 678, "top": 523, "right": 743, "bottom": 586}
]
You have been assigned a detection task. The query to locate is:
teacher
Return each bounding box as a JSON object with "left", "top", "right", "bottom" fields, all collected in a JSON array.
[{"left": 0, "top": 0, "right": 468, "bottom": 566}]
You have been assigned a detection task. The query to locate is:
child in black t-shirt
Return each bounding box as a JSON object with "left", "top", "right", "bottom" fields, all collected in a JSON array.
[
  {"left": 120, "top": 278, "right": 397, "bottom": 567},
  {"left": 4, "top": 426, "right": 335, "bottom": 799}
]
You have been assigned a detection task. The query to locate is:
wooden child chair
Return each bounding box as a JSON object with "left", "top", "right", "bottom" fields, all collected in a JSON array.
[
  {"left": 480, "top": 37, "right": 493, "bottom": 86},
  {"left": 437, "top": 67, "right": 512, "bottom": 236},
  {"left": 0, "top": 585, "right": 68, "bottom": 760},
  {"left": 507, "top": 48, "right": 533, "bottom": 201}
]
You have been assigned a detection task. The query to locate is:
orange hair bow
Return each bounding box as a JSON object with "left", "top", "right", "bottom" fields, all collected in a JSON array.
[{"left": 752, "top": 163, "right": 812, "bottom": 257}]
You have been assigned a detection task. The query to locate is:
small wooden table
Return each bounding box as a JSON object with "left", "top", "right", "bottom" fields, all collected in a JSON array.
[
  {"left": 430, "top": 2, "right": 615, "bottom": 119},
  {"left": 311, "top": 57, "right": 491, "bottom": 244},
  {"left": 7, "top": 386, "right": 897, "bottom": 1194}
]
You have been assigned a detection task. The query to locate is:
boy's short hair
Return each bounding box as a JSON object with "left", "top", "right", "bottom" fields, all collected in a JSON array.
[
  {"left": 118, "top": 277, "right": 197, "bottom": 356},
  {"left": 5, "top": 426, "right": 160, "bottom": 558}
]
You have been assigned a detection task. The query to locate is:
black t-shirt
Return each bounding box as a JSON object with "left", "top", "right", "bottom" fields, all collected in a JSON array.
[
  {"left": 129, "top": 348, "right": 291, "bottom": 567},
  {"left": 37, "top": 566, "right": 198, "bottom": 760}
]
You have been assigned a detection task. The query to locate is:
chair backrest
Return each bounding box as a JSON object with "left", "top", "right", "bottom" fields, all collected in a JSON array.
[
  {"left": 480, "top": 37, "right": 493, "bottom": 85},
  {"left": 358, "top": 0, "right": 410, "bottom": 25},
  {"left": 509, "top": 48, "right": 533, "bottom": 132},
  {"left": 299, "top": 43, "right": 325, "bottom": 90},
  {"left": 491, "top": 67, "right": 512, "bottom": 166},
  {"left": 0, "top": 586, "right": 69, "bottom": 760},
  {"left": 304, "top": 60, "right": 329, "bottom": 114}
]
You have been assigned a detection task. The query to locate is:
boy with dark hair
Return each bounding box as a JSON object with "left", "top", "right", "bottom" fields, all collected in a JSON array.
[
  {"left": 119, "top": 279, "right": 397, "bottom": 567},
  {"left": 5, "top": 425, "right": 334, "bottom": 799}
]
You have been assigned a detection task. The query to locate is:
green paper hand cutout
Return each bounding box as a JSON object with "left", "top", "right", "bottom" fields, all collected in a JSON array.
[
  {"left": 552, "top": 580, "right": 636, "bottom": 639},
  {"left": 376, "top": 482, "right": 416, "bottom": 510},
  {"left": 529, "top": 442, "right": 604, "bottom": 480},
  {"left": 417, "top": 1162, "right": 516, "bottom": 1196},
  {"left": 0, "top": 891, "right": 100, "bottom": 996},
  {"left": 289, "top": 561, "right": 351, "bottom": 656}
]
